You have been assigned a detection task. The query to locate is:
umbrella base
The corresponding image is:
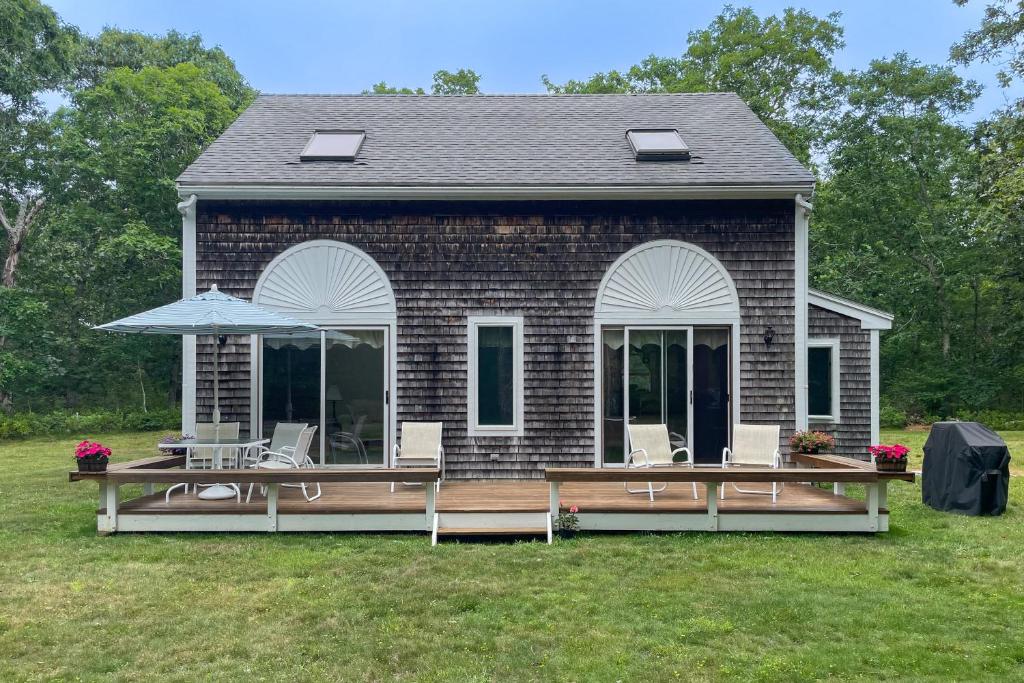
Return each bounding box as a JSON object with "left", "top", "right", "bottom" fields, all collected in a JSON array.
[{"left": 197, "top": 484, "right": 238, "bottom": 501}]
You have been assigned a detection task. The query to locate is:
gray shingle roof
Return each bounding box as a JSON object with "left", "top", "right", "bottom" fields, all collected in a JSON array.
[{"left": 177, "top": 93, "right": 814, "bottom": 190}]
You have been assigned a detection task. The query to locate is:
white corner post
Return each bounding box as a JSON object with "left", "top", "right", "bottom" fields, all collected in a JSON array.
[
  {"left": 177, "top": 194, "right": 198, "bottom": 433},
  {"left": 794, "top": 194, "right": 812, "bottom": 431},
  {"left": 870, "top": 329, "right": 880, "bottom": 445}
]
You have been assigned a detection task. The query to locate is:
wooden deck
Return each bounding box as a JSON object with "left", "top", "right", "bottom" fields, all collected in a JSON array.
[
  {"left": 108, "top": 480, "right": 876, "bottom": 516},
  {"left": 76, "top": 453, "right": 913, "bottom": 539}
]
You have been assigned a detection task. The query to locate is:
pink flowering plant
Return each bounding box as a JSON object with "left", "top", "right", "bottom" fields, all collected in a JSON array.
[
  {"left": 74, "top": 440, "right": 111, "bottom": 461},
  {"left": 557, "top": 501, "right": 580, "bottom": 532},
  {"left": 789, "top": 430, "right": 836, "bottom": 454},
  {"left": 868, "top": 444, "right": 910, "bottom": 462}
]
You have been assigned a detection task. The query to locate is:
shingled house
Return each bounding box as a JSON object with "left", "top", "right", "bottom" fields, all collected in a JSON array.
[{"left": 174, "top": 93, "right": 892, "bottom": 478}]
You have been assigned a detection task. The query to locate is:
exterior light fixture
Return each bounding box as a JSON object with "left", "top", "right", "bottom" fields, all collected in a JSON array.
[{"left": 763, "top": 325, "right": 775, "bottom": 349}]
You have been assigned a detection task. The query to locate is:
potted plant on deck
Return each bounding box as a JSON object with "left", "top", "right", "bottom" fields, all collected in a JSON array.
[
  {"left": 557, "top": 502, "right": 579, "bottom": 539},
  {"left": 789, "top": 430, "right": 836, "bottom": 455},
  {"left": 869, "top": 444, "right": 910, "bottom": 472},
  {"left": 158, "top": 433, "right": 193, "bottom": 456},
  {"left": 75, "top": 440, "right": 111, "bottom": 472}
]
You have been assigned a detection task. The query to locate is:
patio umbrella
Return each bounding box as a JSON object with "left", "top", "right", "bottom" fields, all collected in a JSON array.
[{"left": 95, "top": 284, "right": 318, "bottom": 423}]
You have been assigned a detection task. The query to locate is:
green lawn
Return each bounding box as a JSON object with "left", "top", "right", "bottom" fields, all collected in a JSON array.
[{"left": 1, "top": 430, "right": 1021, "bottom": 681}]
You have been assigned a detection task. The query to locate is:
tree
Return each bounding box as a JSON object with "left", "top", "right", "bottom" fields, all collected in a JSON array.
[
  {"left": 78, "top": 28, "right": 255, "bottom": 110},
  {"left": 951, "top": 0, "right": 1024, "bottom": 88},
  {"left": 364, "top": 68, "right": 481, "bottom": 95},
  {"left": 0, "top": 0, "right": 79, "bottom": 411},
  {"left": 812, "top": 54, "right": 987, "bottom": 414},
  {"left": 542, "top": 7, "right": 844, "bottom": 162},
  {"left": 431, "top": 68, "right": 480, "bottom": 94}
]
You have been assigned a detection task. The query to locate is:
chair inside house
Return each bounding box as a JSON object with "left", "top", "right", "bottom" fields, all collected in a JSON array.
[
  {"left": 625, "top": 424, "right": 699, "bottom": 502},
  {"left": 242, "top": 422, "right": 308, "bottom": 470},
  {"left": 165, "top": 421, "right": 240, "bottom": 502},
  {"left": 329, "top": 415, "right": 368, "bottom": 464},
  {"left": 246, "top": 426, "right": 320, "bottom": 503},
  {"left": 720, "top": 424, "right": 784, "bottom": 503},
  {"left": 391, "top": 422, "right": 444, "bottom": 493}
]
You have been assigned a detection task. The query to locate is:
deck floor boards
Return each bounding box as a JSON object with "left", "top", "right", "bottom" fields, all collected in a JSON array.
[{"left": 109, "top": 480, "right": 874, "bottom": 516}]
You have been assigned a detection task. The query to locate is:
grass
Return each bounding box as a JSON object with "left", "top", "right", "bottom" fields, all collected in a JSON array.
[
  {"left": 0, "top": 430, "right": 1021, "bottom": 681},
  {"left": 881, "top": 427, "right": 1024, "bottom": 476}
]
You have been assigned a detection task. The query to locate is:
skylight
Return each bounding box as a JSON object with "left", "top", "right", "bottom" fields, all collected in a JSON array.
[
  {"left": 300, "top": 130, "right": 366, "bottom": 161},
  {"left": 626, "top": 129, "right": 690, "bottom": 161}
]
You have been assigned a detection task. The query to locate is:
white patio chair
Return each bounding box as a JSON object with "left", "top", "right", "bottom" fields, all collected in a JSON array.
[
  {"left": 720, "top": 424, "right": 784, "bottom": 503},
  {"left": 246, "top": 426, "right": 320, "bottom": 503},
  {"left": 625, "top": 424, "right": 698, "bottom": 502},
  {"left": 391, "top": 422, "right": 444, "bottom": 493},
  {"left": 242, "top": 422, "right": 307, "bottom": 470}
]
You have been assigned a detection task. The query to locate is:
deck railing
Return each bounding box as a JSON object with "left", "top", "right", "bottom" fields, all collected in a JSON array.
[
  {"left": 545, "top": 461, "right": 915, "bottom": 536},
  {"left": 70, "top": 455, "right": 440, "bottom": 534}
]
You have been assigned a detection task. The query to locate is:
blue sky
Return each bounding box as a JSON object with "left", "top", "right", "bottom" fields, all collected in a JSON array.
[{"left": 48, "top": 0, "right": 1021, "bottom": 121}]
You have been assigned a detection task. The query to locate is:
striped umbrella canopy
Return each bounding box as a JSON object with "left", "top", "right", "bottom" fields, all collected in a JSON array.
[{"left": 95, "top": 285, "right": 318, "bottom": 423}]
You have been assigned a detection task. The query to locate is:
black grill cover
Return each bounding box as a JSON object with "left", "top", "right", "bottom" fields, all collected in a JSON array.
[{"left": 923, "top": 422, "right": 1011, "bottom": 516}]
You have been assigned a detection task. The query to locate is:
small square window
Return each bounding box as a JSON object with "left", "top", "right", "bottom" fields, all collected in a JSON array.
[
  {"left": 626, "top": 129, "right": 690, "bottom": 161},
  {"left": 300, "top": 130, "right": 365, "bottom": 161}
]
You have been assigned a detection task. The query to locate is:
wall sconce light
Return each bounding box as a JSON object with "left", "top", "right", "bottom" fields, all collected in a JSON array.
[
  {"left": 763, "top": 325, "right": 775, "bottom": 349},
  {"left": 217, "top": 335, "right": 228, "bottom": 347}
]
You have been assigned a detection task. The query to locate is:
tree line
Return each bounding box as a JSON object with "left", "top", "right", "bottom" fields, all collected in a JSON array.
[{"left": 1, "top": 0, "right": 1022, "bottom": 423}]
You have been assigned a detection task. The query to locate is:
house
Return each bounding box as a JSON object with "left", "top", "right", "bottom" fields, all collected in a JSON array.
[{"left": 174, "top": 93, "right": 893, "bottom": 478}]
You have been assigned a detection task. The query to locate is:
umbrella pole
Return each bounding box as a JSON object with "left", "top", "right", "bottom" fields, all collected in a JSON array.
[{"left": 212, "top": 328, "right": 221, "bottom": 425}]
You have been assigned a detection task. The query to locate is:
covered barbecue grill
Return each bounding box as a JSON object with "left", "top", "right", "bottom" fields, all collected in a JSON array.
[{"left": 923, "top": 422, "right": 1011, "bottom": 516}]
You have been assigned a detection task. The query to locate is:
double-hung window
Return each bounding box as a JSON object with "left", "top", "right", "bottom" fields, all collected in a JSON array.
[
  {"left": 468, "top": 316, "right": 524, "bottom": 437},
  {"left": 808, "top": 338, "right": 841, "bottom": 422}
]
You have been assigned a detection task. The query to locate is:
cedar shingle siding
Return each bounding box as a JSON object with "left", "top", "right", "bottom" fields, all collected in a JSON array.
[
  {"left": 195, "top": 199, "right": 796, "bottom": 479},
  {"left": 808, "top": 304, "right": 871, "bottom": 460}
]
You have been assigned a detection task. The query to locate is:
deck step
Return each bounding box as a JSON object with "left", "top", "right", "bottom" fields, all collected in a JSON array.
[{"left": 436, "top": 527, "right": 547, "bottom": 536}]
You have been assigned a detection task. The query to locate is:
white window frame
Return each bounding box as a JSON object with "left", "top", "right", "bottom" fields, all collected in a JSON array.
[
  {"left": 807, "top": 338, "right": 841, "bottom": 423},
  {"left": 467, "top": 316, "right": 524, "bottom": 437}
]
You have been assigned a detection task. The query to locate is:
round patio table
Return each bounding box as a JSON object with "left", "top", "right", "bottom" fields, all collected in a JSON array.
[{"left": 159, "top": 437, "right": 270, "bottom": 500}]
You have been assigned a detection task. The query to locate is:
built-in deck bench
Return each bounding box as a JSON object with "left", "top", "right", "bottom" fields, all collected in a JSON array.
[
  {"left": 71, "top": 456, "right": 439, "bottom": 534},
  {"left": 545, "top": 460, "right": 916, "bottom": 538}
]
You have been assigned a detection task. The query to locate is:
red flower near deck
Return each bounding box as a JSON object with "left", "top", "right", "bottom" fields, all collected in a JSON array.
[
  {"left": 868, "top": 444, "right": 909, "bottom": 461},
  {"left": 74, "top": 440, "right": 112, "bottom": 460}
]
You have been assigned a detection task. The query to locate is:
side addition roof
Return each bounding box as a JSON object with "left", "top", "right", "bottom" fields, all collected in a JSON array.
[
  {"left": 809, "top": 289, "right": 893, "bottom": 330},
  {"left": 177, "top": 93, "right": 815, "bottom": 200}
]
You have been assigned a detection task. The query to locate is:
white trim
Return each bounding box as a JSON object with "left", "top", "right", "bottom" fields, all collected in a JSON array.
[
  {"left": 177, "top": 194, "right": 198, "bottom": 433},
  {"left": 807, "top": 338, "right": 841, "bottom": 423},
  {"left": 467, "top": 315, "right": 525, "bottom": 438},
  {"left": 794, "top": 195, "right": 810, "bottom": 431},
  {"left": 177, "top": 183, "right": 816, "bottom": 202},
  {"left": 808, "top": 289, "right": 893, "bottom": 330},
  {"left": 594, "top": 240, "right": 741, "bottom": 320},
  {"left": 870, "top": 329, "right": 880, "bottom": 444},
  {"left": 252, "top": 239, "right": 397, "bottom": 321}
]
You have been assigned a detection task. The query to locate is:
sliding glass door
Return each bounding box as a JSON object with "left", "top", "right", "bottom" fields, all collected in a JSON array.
[
  {"left": 261, "top": 328, "right": 388, "bottom": 466},
  {"left": 601, "top": 326, "right": 730, "bottom": 465}
]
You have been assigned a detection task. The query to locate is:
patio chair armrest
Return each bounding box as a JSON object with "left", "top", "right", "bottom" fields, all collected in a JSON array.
[
  {"left": 721, "top": 447, "right": 733, "bottom": 467},
  {"left": 280, "top": 445, "right": 296, "bottom": 455},
  {"left": 627, "top": 448, "right": 649, "bottom": 467},
  {"left": 773, "top": 448, "right": 783, "bottom": 468},
  {"left": 393, "top": 443, "right": 400, "bottom": 460},
  {"left": 670, "top": 447, "right": 693, "bottom": 465}
]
